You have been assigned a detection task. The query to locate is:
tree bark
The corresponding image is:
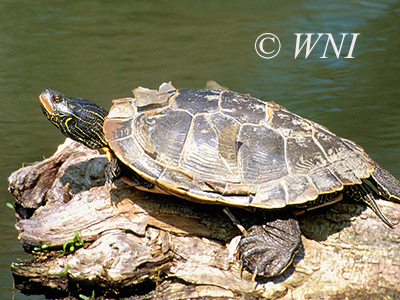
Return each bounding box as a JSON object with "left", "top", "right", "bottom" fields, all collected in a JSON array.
[{"left": 8, "top": 138, "right": 400, "bottom": 299}]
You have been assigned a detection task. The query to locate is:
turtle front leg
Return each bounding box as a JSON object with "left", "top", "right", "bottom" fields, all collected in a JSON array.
[
  {"left": 239, "top": 208, "right": 302, "bottom": 278},
  {"left": 105, "top": 156, "right": 122, "bottom": 184},
  {"left": 102, "top": 147, "right": 122, "bottom": 184},
  {"left": 104, "top": 155, "right": 156, "bottom": 190}
]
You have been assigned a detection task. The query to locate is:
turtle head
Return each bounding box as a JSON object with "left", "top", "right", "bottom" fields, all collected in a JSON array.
[{"left": 39, "top": 88, "right": 109, "bottom": 149}]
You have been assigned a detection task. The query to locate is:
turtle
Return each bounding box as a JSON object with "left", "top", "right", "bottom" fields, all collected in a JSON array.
[{"left": 39, "top": 81, "right": 399, "bottom": 278}]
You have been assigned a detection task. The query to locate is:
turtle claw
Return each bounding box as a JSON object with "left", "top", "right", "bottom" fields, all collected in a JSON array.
[
  {"left": 239, "top": 211, "right": 302, "bottom": 278},
  {"left": 105, "top": 179, "right": 116, "bottom": 190}
]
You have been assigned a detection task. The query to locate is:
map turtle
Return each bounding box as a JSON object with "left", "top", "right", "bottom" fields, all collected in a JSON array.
[{"left": 39, "top": 81, "right": 398, "bottom": 278}]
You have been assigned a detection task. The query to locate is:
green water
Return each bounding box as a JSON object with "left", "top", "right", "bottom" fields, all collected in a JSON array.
[{"left": 1, "top": 1, "right": 399, "bottom": 299}]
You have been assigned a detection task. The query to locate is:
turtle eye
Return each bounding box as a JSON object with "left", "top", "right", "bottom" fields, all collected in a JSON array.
[{"left": 53, "top": 95, "right": 62, "bottom": 103}]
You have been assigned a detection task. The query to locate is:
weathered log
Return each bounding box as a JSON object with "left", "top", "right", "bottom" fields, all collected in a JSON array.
[{"left": 9, "top": 139, "right": 400, "bottom": 299}]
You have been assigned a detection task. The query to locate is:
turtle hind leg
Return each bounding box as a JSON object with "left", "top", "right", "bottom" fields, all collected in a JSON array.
[
  {"left": 346, "top": 184, "right": 394, "bottom": 228},
  {"left": 239, "top": 208, "right": 302, "bottom": 278},
  {"left": 361, "top": 184, "right": 394, "bottom": 228}
]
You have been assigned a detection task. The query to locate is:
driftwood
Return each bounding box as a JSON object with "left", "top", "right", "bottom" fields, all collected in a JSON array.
[{"left": 8, "top": 138, "right": 400, "bottom": 299}]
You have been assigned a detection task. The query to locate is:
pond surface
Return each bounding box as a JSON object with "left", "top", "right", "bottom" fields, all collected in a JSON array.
[{"left": 1, "top": 0, "right": 399, "bottom": 299}]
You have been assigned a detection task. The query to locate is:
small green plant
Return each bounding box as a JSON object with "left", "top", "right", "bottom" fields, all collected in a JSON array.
[
  {"left": 6, "top": 202, "right": 14, "bottom": 210},
  {"left": 58, "top": 264, "right": 69, "bottom": 277},
  {"left": 33, "top": 243, "right": 51, "bottom": 252},
  {"left": 79, "top": 290, "right": 95, "bottom": 300},
  {"left": 61, "top": 231, "right": 84, "bottom": 255}
]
